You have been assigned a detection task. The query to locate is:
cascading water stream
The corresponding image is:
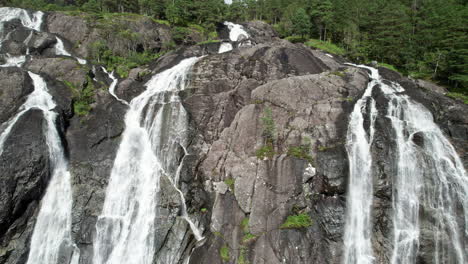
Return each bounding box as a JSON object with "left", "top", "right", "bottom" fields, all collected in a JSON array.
[
  {"left": 344, "top": 64, "right": 468, "bottom": 264},
  {"left": 342, "top": 64, "right": 378, "bottom": 264},
  {"left": 218, "top": 21, "right": 250, "bottom": 53},
  {"left": 25, "top": 72, "right": 80, "bottom": 264},
  {"left": 0, "top": 71, "right": 79, "bottom": 264},
  {"left": 93, "top": 57, "right": 203, "bottom": 264},
  {"left": 0, "top": 7, "right": 43, "bottom": 31},
  {"left": 378, "top": 76, "right": 468, "bottom": 264},
  {"left": 102, "top": 66, "right": 128, "bottom": 105},
  {"left": 54, "top": 36, "right": 87, "bottom": 64}
]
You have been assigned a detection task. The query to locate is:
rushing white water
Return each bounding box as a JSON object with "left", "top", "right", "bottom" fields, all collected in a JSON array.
[
  {"left": 224, "top": 21, "right": 249, "bottom": 42},
  {"left": 55, "top": 37, "right": 87, "bottom": 64},
  {"left": 0, "top": 7, "right": 43, "bottom": 31},
  {"left": 0, "top": 54, "right": 26, "bottom": 67},
  {"left": 93, "top": 57, "right": 202, "bottom": 264},
  {"left": 218, "top": 42, "right": 233, "bottom": 53},
  {"left": 342, "top": 64, "right": 378, "bottom": 264},
  {"left": 7, "top": 72, "right": 79, "bottom": 264},
  {"left": 376, "top": 77, "right": 468, "bottom": 264},
  {"left": 344, "top": 64, "right": 468, "bottom": 264},
  {"left": 101, "top": 66, "right": 128, "bottom": 105}
]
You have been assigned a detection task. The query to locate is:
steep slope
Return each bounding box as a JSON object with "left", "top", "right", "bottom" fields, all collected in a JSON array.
[{"left": 0, "top": 7, "right": 466, "bottom": 264}]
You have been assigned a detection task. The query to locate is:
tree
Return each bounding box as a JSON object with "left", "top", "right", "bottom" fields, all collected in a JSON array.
[{"left": 291, "top": 8, "right": 311, "bottom": 38}]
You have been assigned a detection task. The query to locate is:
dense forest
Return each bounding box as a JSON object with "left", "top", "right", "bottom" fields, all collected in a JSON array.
[{"left": 2, "top": 0, "right": 467, "bottom": 96}]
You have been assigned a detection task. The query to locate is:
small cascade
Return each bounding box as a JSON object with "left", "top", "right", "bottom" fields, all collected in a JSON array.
[
  {"left": 224, "top": 21, "right": 249, "bottom": 42},
  {"left": 0, "top": 7, "right": 43, "bottom": 31},
  {"left": 0, "top": 54, "right": 26, "bottom": 67},
  {"left": 218, "top": 42, "right": 233, "bottom": 53},
  {"left": 343, "top": 64, "right": 468, "bottom": 263},
  {"left": 101, "top": 66, "right": 128, "bottom": 105},
  {"left": 342, "top": 64, "right": 378, "bottom": 264},
  {"left": 93, "top": 57, "right": 202, "bottom": 264},
  {"left": 218, "top": 21, "right": 251, "bottom": 53},
  {"left": 0, "top": 72, "right": 79, "bottom": 264},
  {"left": 54, "top": 37, "right": 87, "bottom": 64}
]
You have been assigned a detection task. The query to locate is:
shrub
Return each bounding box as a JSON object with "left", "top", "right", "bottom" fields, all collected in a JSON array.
[
  {"left": 285, "top": 35, "right": 306, "bottom": 43},
  {"left": 305, "top": 39, "right": 345, "bottom": 55},
  {"left": 280, "top": 213, "right": 313, "bottom": 229},
  {"left": 256, "top": 145, "right": 275, "bottom": 160},
  {"left": 446, "top": 92, "right": 468, "bottom": 104},
  {"left": 287, "top": 145, "right": 313, "bottom": 163},
  {"left": 224, "top": 178, "right": 235, "bottom": 191},
  {"left": 220, "top": 245, "right": 230, "bottom": 262},
  {"left": 260, "top": 107, "right": 275, "bottom": 142}
]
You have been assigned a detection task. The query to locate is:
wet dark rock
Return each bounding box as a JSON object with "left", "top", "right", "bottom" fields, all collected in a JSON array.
[
  {"left": 0, "top": 67, "right": 33, "bottom": 123},
  {"left": 0, "top": 109, "right": 49, "bottom": 263}
]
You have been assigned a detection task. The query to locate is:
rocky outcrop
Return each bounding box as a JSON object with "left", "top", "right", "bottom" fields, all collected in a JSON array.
[
  {"left": 0, "top": 67, "right": 33, "bottom": 123},
  {"left": 0, "top": 109, "right": 49, "bottom": 264},
  {"left": 0, "top": 8, "right": 466, "bottom": 264},
  {"left": 46, "top": 12, "right": 172, "bottom": 58},
  {"left": 186, "top": 65, "right": 368, "bottom": 264}
]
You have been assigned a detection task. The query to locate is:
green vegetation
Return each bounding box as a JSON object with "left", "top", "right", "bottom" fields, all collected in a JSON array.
[
  {"left": 379, "top": 63, "right": 400, "bottom": 73},
  {"left": 260, "top": 107, "right": 275, "bottom": 142},
  {"left": 197, "top": 39, "right": 221, "bottom": 45},
  {"left": 219, "top": 245, "right": 230, "bottom": 262},
  {"left": 200, "top": 208, "right": 208, "bottom": 213},
  {"left": 287, "top": 145, "right": 313, "bottom": 163},
  {"left": 238, "top": 247, "right": 249, "bottom": 264},
  {"left": 89, "top": 40, "right": 166, "bottom": 78},
  {"left": 287, "top": 136, "right": 313, "bottom": 163},
  {"left": 280, "top": 213, "right": 313, "bottom": 229},
  {"left": 255, "top": 145, "right": 275, "bottom": 160},
  {"left": 446, "top": 92, "right": 468, "bottom": 104},
  {"left": 64, "top": 77, "right": 96, "bottom": 117},
  {"left": 242, "top": 233, "right": 257, "bottom": 244},
  {"left": 224, "top": 178, "right": 235, "bottom": 191},
  {"left": 7, "top": 0, "right": 467, "bottom": 95},
  {"left": 305, "top": 39, "right": 345, "bottom": 56}
]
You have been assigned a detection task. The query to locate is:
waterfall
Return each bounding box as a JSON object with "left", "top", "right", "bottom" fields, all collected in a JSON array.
[
  {"left": 101, "top": 66, "right": 128, "bottom": 105},
  {"left": 93, "top": 57, "right": 203, "bottom": 264},
  {"left": 224, "top": 21, "right": 250, "bottom": 43},
  {"left": 379, "top": 78, "right": 468, "bottom": 264},
  {"left": 16, "top": 72, "right": 78, "bottom": 264},
  {"left": 218, "top": 42, "right": 233, "bottom": 53},
  {"left": 343, "top": 64, "right": 468, "bottom": 263},
  {"left": 0, "top": 7, "right": 43, "bottom": 31},
  {"left": 55, "top": 37, "right": 87, "bottom": 64},
  {"left": 342, "top": 65, "right": 378, "bottom": 264}
]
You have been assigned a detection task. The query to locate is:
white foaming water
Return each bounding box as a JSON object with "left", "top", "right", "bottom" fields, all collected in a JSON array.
[
  {"left": 224, "top": 21, "right": 249, "bottom": 42},
  {"left": 378, "top": 78, "right": 468, "bottom": 264},
  {"left": 0, "top": 7, "right": 43, "bottom": 31},
  {"left": 218, "top": 42, "right": 233, "bottom": 53},
  {"left": 342, "top": 64, "right": 378, "bottom": 264},
  {"left": 101, "top": 66, "right": 128, "bottom": 105},
  {"left": 0, "top": 54, "right": 26, "bottom": 67},
  {"left": 93, "top": 57, "right": 203, "bottom": 264},
  {"left": 344, "top": 64, "right": 468, "bottom": 264},
  {"left": 13, "top": 72, "right": 78, "bottom": 264},
  {"left": 54, "top": 37, "right": 87, "bottom": 64}
]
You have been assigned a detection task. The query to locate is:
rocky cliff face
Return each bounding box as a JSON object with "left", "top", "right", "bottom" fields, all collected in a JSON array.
[{"left": 0, "top": 8, "right": 466, "bottom": 264}]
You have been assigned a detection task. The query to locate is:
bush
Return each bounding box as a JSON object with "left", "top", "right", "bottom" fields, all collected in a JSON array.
[
  {"left": 172, "top": 26, "right": 191, "bottom": 44},
  {"left": 280, "top": 213, "right": 313, "bottom": 229},
  {"left": 256, "top": 145, "right": 275, "bottom": 160},
  {"left": 446, "top": 92, "right": 468, "bottom": 104},
  {"left": 287, "top": 145, "right": 313, "bottom": 163},
  {"left": 285, "top": 35, "right": 306, "bottom": 43},
  {"left": 220, "top": 245, "right": 230, "bottom": 262},
  {"left": 305, "top": 39, "right": 345, "bottom": 55}
]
